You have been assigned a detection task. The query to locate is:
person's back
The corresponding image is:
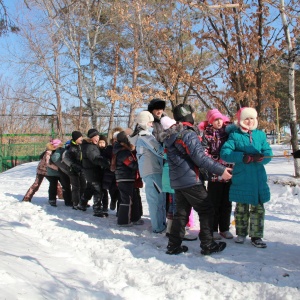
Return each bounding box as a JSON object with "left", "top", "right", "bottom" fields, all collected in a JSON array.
[
  {"left": 132, "top": 111, "right": 166, "bottom": 233},
  {"left": 161, "top": 104, "right": 232, "bottom": 255}
]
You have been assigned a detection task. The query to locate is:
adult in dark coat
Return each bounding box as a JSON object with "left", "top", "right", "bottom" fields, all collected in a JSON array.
[
  {"left": 161, "top": 104, "right": 232, "bottom": 255},
  {"left": 148, "top": 98, "right": 167, "bottom": 144}
]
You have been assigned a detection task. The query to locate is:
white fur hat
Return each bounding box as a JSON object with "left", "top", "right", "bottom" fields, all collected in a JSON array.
[
  {"left": 136, "top": 111, "right": 154, "bottom": 130},
  {"left": 236, "top": 107, "right": 258, "bottom": 130},
  {"left": 161, "top": 116, "right": 176, "bottom": 130}
]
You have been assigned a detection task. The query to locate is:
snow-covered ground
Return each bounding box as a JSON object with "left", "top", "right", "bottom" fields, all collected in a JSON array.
[{"left": 0, "top": 144, "right": 299, "bottom": 299}]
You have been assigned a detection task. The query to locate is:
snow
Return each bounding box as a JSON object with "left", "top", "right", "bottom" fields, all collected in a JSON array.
[{"left": 0, "top": 144, "right": 299, "bottom": 300}]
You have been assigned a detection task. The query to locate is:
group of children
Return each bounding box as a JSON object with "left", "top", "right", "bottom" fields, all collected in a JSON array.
[{"left": 23, "top": 101, "right": 273, "bottom": 254}]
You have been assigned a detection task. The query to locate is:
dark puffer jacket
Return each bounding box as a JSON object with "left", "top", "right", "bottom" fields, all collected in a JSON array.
[
  {"left": 112, "top": 142, "right": 138, "bottom": 182},
  {"left": 63, "top": 140, "right": 83, "bottom": 172},
  {"left": 81, "top": 139, "right": 110, "bottom": 182},
  {"left": 161, "top": 122, "right": 226, "bottom": 190}
]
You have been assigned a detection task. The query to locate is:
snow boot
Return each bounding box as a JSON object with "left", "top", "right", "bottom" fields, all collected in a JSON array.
[
  {"left": 251, "top": 238, "right": 267, "bottom": 248},
  {"left": 166, "top": 244, "right": 188, "bottom": 255},
  {"left": 48, "top": 199, "right": 57, "bottom": 207},
  {"left": 200, "top": 241, "right": 226, "bottom": 255}
]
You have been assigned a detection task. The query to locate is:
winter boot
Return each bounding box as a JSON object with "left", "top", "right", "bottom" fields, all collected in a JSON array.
[
  {"left": 251, "top": 237, "right": 267, "bottom": 248},
  {"left": 213, "top": 231, "right": 222, "bottom": 240},
  {"left": 110, "top": 200, "right": 117, "bottom": 211},
  {"left": 48, "top": 199, "right": 57, "bottom": 207},
  {"left": 77, "top": 199, "right": 88, "bottom": 211},
  {"left": 166, "top": 244, "right": 188, "bottom": 255},
  {"left": 200, "top": 241, "right": 226, "bottom": 255},
  {"left": 220, "top": 231, "right": 233, "bottom": 239},
  {"left": 235, "top": 235, "right": 246, "bottom": 244}
]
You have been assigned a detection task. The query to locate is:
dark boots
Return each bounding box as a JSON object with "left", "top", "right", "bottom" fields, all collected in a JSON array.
[
  {"left": 166, "top": 244, "right": 188, "bottom": 255},
  {"left": 200, "top": 241, "right": 226, "bottom": 255}
]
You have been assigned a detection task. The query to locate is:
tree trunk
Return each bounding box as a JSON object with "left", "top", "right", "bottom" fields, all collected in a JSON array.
[
  {"left": 279, "top": 0, "right": 299, "bottom": 177},
  {"left": 108, "top": 43, "right": 120, "bottom": 138}
]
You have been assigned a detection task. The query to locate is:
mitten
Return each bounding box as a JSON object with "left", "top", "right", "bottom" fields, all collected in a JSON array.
[
  {"left": 292, "top": 150, "right": 300, "bottom": 159},
  {"left": 252, "top": 153, "right": 264, "bottom": 162},
  {"left": 243, "top": 154, "right": 254, "bottom": 164}
]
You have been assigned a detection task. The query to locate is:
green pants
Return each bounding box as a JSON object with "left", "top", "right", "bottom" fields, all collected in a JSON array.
[{"left": 234, "top": 203, "right": 265, "bottom": 238}]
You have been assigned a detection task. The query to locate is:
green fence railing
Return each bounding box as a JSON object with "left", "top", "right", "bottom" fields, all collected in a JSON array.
[{"left": 0, "top": 143, "right": 46, "bottom": 173}]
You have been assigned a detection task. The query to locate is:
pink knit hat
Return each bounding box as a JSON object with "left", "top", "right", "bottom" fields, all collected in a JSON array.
[
  {"left": 51, "top": 139, "right": 62, "bottom": 148},
  {"left": 236, "top": 107, "right": 258, "bottom": 130},
  {"left": 206, "top": 109, "right": 226, "bottom": 124},
  {"left": 161, "top": 116, "right": 176, "bottom": 130}
]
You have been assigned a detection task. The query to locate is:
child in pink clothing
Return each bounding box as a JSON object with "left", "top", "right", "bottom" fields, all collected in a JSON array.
[{"left": 199, "top": 109, "right": 233, "bottom": 240}]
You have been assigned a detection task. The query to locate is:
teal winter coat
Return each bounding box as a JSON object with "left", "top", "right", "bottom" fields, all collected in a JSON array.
[{"left": 220, "top": 125, "right": 273, "bottom": 205}]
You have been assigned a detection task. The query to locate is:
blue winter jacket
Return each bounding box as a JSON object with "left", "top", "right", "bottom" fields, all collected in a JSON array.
[
  {"left": 135, "top": 129, "right": 164, "bottom": 178},
  {"left": 161, "top": 122, "right": 226, "bottom": 190},
  {"left": 220, "top": 124, "right": 273, "bottom": 205}
]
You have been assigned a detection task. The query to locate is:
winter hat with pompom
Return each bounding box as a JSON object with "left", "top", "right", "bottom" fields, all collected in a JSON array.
[{"left": 236, "top": 107, "right": 258, "bottom": 130}]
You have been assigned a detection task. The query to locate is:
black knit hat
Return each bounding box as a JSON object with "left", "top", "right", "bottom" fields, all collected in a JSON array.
[
  {"left": 173, "top": 104, "right": 195, "bottom": 124},
  {"left": 148, "top": 98, "right": 166, "bottom": 112},
  {"left": 117, "top": 131, "right": 130, "bottom": 147},
  {"left": 71, "top": 130, "right": 83, "bottom": 141},
  {"left": 87, "top": 128, "right": 99, "bottom": 138}
]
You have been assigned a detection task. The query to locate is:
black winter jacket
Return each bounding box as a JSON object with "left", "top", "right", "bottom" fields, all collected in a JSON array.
[
  {"left": 113, "top": 142, "right": 138, "bottom": 182},
  {"left": 63, "top": 140, "right": 83, "bottom": 175},
  {"left": 100, "top": 145, "right": 116, "bottom": 190},
  {"left": 81, "top": 139, "right": 110, "bottom": 182},
  {"left": 161, "top": 122, "right": 226, "bottom": 190}
]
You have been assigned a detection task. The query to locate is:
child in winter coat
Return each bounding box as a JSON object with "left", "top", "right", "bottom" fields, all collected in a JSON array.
[
  {"left": 63, "top": 131, "right": 87, "bottom": 209},
  {"left": 199, "top": 109, "right": 233, "bottom": 240},
  {"left": 161, "top": 116, "right": 197, "bottom": 241},
  {"left": 161, "top": 104, "right": 232, "bottom": 255},
  {"left": 130, "top": 111, "right": 166, "bottom": 233},
  {"left": 22, "top": 143, "right": 63, "bottom": 202},
  {"left": 112, "top": 131, "right": 143, "bottom": 226},
  {"left": 45, "top": 139, "right": 67, "bottom": 207},
  {"left": 220, "top": 107, "right": 273, "bottom": 248}
]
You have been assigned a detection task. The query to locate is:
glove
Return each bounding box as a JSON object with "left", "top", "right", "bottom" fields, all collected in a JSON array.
[
  {"left": 70, "top": 164, "right": 82, "bottom": 174},
  {"left": 292, "top": 150, "right": 300, "bottom": 159},
  {"left": 243, "top": 154, "right": 254, "bottom": 164},
  {"left": 253, "top": 153, "right": 264, "bottom": 162},
  {"left": 243, "top": 154, "right": 264, "bottom": 164}
]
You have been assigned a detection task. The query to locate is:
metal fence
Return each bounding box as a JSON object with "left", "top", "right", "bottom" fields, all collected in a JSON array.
[{"left": 0, "top": 143, "right": 45, "bottom": 173}]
